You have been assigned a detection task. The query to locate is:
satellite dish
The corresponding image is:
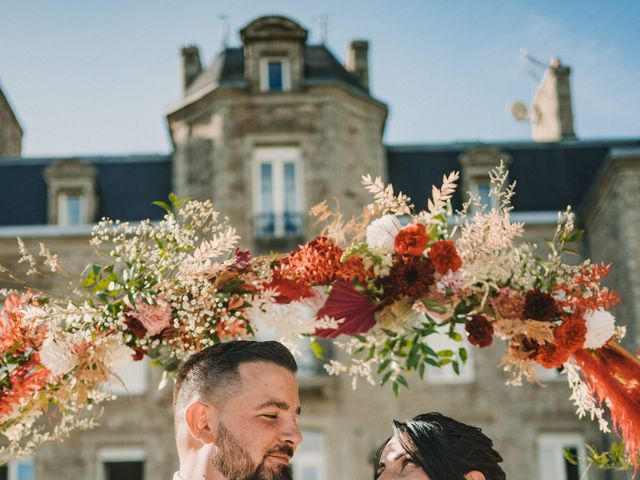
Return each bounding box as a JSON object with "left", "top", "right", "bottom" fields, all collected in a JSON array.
[{"left": 509, "top": 101, "right": 529, "bottom": 122}]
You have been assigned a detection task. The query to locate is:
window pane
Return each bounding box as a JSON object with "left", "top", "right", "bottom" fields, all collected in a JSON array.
[
  {"left": 259, "top": 163, "right": 274, "bottom": 235},
  {"left": 564, "top": 446, "right": 580, "bottom": 480},
  {"left": 17, "top": 462, "right": 34, "bottom": 480},
  {"left": 268, "top": 61, "right": 283, "bottom": 91},
  {"left": 283, "top": 162, "right": 300, "bottom": 234},
  {"left": 104, "top": 461, "right": 144, "bottom": 480},
  {"left": 476, "top": 183, "right": 492, "bottom": 208},
  {"left": 65, "top": 195, "right": 82, "bottom": 225}
]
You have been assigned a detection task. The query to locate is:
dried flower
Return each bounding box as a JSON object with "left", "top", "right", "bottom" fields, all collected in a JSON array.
[{"left": 554, "top": 315, "right": 587, "bottom": 354}]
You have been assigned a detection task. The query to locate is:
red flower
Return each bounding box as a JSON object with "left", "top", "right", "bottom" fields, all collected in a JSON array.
[
  {"left": 131, "top": 346, "right": 147, "bottom": 362},
  {"left": 124, "top": 315, "right": 147, "bottom": 338},
  {"left": 394, "top": 223, "right": 429, "bottom": 256},
  {"left": 379, "top": 255, "right": 435, "bottom": 303},
  {"left": 536, "top": 342, "right": 570, "bottom": 369},
  {"left": 264, "top": 278, "right": 315, "bottom": 304},
  {"left": 428, "top": 240, "right": 463, "bottom": 275},
  {"left": 465, "top": 314, "right": 494, "bottom": 348},
  {"left": 523, "top": 289, "right": 558, "bottom": 322},
  {"left": 276, "top": 236, "right": 371, "bottom": 286},
  {"left": 554, "top": 315, "right": 587, "bottom": 354},
  {"left": 234, "top": 248, "right": 252, "bottom": 268}
]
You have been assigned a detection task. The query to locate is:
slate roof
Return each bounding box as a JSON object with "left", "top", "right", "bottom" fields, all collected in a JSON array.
[
  {"left": 0, "top": 155, "right": 171, "bottom": 226},
  {"left": 387, "top": 139, "right": 640, "bottom": 214},
  {"left": 184, "top": 45, "right": 370, "bottom": 98}
]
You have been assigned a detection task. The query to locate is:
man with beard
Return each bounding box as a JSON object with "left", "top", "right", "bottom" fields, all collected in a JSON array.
[{"left": 172, "top": 340, "right": 303, "bottom": 480}]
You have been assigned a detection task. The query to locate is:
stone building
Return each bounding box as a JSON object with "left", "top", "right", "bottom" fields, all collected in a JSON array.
[
  {"left": 0, "top": 82, "right": 23, "bottom": 156},
  {"left": 1, "top": 14, "right": 640, "bottom": 480}
]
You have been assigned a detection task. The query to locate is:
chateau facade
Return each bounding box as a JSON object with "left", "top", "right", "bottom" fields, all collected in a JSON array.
[{"left": 1, "top": 15, "right": 639, "bottom": 480}]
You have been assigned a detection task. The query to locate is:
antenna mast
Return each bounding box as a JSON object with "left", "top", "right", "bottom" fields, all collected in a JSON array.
[{"left": 218, "top": 14, "right": 229, "bottom": 50}]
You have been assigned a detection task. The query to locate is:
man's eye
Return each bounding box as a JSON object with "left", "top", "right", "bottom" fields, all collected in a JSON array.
[
  {"left": 262, "top": 414, "right": 278, "bottom": 420},
  {"left": 402, "top": 458, "right": 416, "bottom": 470}
]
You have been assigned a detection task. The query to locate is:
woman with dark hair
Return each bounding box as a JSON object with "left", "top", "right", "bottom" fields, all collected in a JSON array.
[{"left": 374, "top": 412, "right": 506, "bottom": 480}]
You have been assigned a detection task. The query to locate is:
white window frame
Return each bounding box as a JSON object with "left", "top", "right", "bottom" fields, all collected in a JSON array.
[
  {"left": 537, "top": 433, "right": 588, "bottom": 480},
  {"left": 3, "top": 456, "right": 35, "bottom": 480},
  {"left": 252, "top": 146, "right": 304, "bottom": 238},
  {"left": 106, "top": 357, "right": 149, "bottom": 396},
  {"left": 57, "top": 191, "right": 87, "bottom": 226},
  {"left": 96, "top": 447, "right": 146, "bottom": 480},
  {"left": 292, "top": 430, "right": 327, "bottom": 480},
  {"left": 259, "top": 57, "right": 291, "bottom": 92},
  {"left": 469, "top": 176, "right": 494, "bottom": 210},
  {"left": 425, "top": 325, "right": 475, "bottom": 385}
]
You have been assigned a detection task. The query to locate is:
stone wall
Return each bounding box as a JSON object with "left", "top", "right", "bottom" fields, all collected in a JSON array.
[{"left": 0, "top": 87, "right": 23, "bottom": 156}]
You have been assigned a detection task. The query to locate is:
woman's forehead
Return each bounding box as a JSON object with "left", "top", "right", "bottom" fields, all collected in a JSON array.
[{"left": 381, "top": 434, "right": 407, "bottom": 460}]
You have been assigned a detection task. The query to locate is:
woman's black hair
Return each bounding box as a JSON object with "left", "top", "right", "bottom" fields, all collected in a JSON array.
[{"left": 373, "top": 412, "right": 506, "bottom": 480}]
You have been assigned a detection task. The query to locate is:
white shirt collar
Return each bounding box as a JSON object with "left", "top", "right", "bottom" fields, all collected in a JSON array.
[{"left": 173, "top": 473, "right": 184, "bottom": 480}]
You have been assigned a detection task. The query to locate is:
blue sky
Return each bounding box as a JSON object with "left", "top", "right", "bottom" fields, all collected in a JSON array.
[{"left": 1, "top": 0, "right": 638, "bottom": 156}]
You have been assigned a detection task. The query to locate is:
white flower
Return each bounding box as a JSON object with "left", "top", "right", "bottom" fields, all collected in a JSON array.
[
  {"left": 39, "top": 336, "right": 77, "bottom": 377},
  {"left": 583, "top": 309, "right": 616, "bottom": 349},
  {"left": 366, "top": 215, "right": 402, "bottom": 252}
]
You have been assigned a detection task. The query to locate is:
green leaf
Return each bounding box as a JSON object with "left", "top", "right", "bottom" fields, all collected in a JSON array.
[
  {"left": 418, "top": 363, "right": 426, "bottom": 379},
  {"left": 449, "top": 331, "right": 462, "bottom": 342},
  {"left": 437, "top": 349, "right": 455, "bottom": 358},
  {"left": 152, "top": 201, "right": 172, "bottom": 213},
  {"left": 310, "top": 340, "right": 324, "bottom": 360},
  {"left": 459, "top": 347, "right": 468, "bottom": 364},
  {"left": 377, "top": 358, "right": 391, "bottom": 374},
  {"left": 381, "top": 370, "right": 393, "bottom": 386},
  {"left": 382, "top": 329, "right": 398, "bottom": 337},
  {"left": 397, "top": 375, "right": 408, "bottom": 388},
  {"left": 452, "top": 361, "right": 460, "bottom": 375}
]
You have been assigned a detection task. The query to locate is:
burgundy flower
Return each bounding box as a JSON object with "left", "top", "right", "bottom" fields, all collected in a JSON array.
[
  {"left": 465, "top": 314, "right": 494, "bottom": 348},
  {"left": 124, "top": 315, "right": 147, "bottom": 338},
  {"left": 234, "top": 248, "right": 252, "bottom": 268},
  {"left": 523, "top": 289, "right": 558, "bottom": 322},
  {"left": 380, "top": 255, "right": 435, "bottom": 303},
  {"left": 315, "top": 280, "right": 377, "bottom": 338}
]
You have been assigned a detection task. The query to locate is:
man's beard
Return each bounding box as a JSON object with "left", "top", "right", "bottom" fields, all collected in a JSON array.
[{"left": 213, "top": 422, "right": 294, "bottom": 480}]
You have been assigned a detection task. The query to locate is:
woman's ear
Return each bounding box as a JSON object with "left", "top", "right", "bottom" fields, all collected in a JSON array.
[
  {"left": 465, "top": 472, "right": 486, "bottom": 480},
  {"left": 184, "top": 401, "right": 217, "bottom": 444}
]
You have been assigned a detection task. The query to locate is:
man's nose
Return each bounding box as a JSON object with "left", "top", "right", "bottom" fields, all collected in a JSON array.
[{"left": 281, "top": 418, "right": 303, "bottom": 448}]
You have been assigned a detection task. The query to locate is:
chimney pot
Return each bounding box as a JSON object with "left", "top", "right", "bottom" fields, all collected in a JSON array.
[{"left": 345, "top": 40, "right": 370, "bottom": 91}]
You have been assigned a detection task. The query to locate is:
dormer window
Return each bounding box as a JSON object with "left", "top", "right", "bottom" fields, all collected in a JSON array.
[
  {"left": 43, "top": 159, "right": 98, "bottom": 226},
  {"left": 260, "top": 57, "right": 290, "bottom": 92},
  {"left": 58, "top": 192, "right": 85, "bottom": 226}
]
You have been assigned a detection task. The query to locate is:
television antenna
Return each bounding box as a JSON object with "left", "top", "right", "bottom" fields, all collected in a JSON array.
[{"left": 218, "top": 14, "right": 230, "bottom": 49}]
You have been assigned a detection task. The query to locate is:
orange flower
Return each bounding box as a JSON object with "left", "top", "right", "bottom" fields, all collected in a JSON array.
[
  {"left": 394, "top": 223, "right": 429, "bottom": 256},
  {"left": 536, "top": 342, "right": 570, "bottom": 369},
  {"left": 428, "top": 240, "right": 462, "bottom": 275},
  {"left": 276, "top": 236, "right": 371, "bottom": 286},
  {"left": 554, "top": 315, "right": 587, "bottom": 353}
]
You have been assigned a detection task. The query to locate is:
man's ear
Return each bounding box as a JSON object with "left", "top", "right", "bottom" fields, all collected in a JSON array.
[
  {"left": 465, "top": 472, "right": 486, "bottom": 480},
  {"left": 184, "top": 401, "right": 218, "bottom": 444}
]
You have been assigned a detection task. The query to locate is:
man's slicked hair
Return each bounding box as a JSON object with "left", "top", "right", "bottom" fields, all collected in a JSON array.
[{"left": 173, "top": 340, "right": 297, "bottom": 410}]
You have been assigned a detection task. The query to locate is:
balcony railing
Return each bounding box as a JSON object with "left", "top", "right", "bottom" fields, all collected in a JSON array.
[{"left": 254, "top": 212, "right": 303, "bottom": 238}]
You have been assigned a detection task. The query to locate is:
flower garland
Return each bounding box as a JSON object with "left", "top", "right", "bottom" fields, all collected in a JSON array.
[{"left": 1, "top": 165, "right": 639, "bottom": 469}]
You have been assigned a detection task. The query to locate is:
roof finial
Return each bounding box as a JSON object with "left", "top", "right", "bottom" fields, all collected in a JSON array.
[{"left": 218, "top": 14, "right": 229, "bottom": 50}]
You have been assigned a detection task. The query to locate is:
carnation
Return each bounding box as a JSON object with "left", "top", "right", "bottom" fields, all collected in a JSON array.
[
  {"left": 133, "top": 297, "right": 172, "bottom": 337},
  {"left": 465, "top": 314, "right": 494, "bottom": 348},
  {"left": 394, "top": 223, "right": 429, "bottom": 256},
  {"left": 583, "top": 309, "right": 616, "bottom": 349},
  {"left": 366, "top": 215, "right": 402, "bottom": 252},
  {"left": 428, "top": 240, "right": 462, "bottom": 275},
  {"left": 554, "top": 315, "right": 587, "bottom": 354}
]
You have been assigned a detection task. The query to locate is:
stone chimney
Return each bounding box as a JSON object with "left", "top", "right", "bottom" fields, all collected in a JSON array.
[
  {"left": 181, "top": 45, "right": 202, "bottom": 95},
  {"left": 345, "top": 40, "right": 369, "bottom": 91},
  {"left": 531, "top": 57, "right": 576, "bottom": 142}
]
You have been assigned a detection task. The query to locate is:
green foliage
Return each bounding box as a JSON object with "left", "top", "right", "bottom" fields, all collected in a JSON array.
[{"left": 563, "top": 442, "right": 635, "bottom": 472}]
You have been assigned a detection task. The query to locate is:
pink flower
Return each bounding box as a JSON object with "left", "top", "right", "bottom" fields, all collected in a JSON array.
[{"left": 133, "top": 297, "right": 172, "bottom": 337}]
